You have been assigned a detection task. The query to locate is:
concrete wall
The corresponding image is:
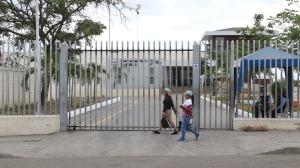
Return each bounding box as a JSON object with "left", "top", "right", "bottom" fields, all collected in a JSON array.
[
  {"left": 0, "top": 115, "right": 60, "bottom": 136},
  {"left": 234, "top": 118, "right": 300, "bottom": 131}
]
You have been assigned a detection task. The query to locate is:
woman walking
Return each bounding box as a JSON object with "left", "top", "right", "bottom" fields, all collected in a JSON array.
[
  {"left": 153, "top": 88, "right": 179, "bottom": 135},
  {"left": 177, "top": 90, "right": 199, "bottom": 141}
]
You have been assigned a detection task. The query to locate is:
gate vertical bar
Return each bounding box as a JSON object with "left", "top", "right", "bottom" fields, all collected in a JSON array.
[
  {"left": 291, "top": 42, "right": 295, "bottom": 117},
  {"left": 297, "top": 41, "right": 300, "bottom": 118},
  {"left": 158, "top": 41, "right": 162, "bottom": 126},
  {"left": 1, "top": 41, "right": 4, "bottom": 115},
  {"left": 116, "top": 41, "right": 119, "bottom": 129},
  {"left": 73, "top": 43, "right": 77, "bottom": 128},
  {"left": 247, "top": 40, "right": 250, "bottom": 118},
  {"left": 12, "top": 41, "right": 15, "bottom": 115},
  {"left": 68, "top": 42, "right": 71, "bottom": 126},
  {"left": 55, "top": 41, "right": 58, "bottom": 115},
  {"left": 6, "top": 41, "right": 10, "bottom": 115},
  {"left": 274, "top": 41, "right": 278, "bottom": 118},
  {"left": 251, "top": 40, "right": 256, "bottom": 118},
  {"left": 106, "top": 41, "right": 109, "bottom": 129},
  {"left": 209, "top": 40, "right": 212, "bottom": 128},
  {"left": 142, "top": 41, "right": 146, "bottom": 129},
  {"left": 235, "top": 40, "right": 239, "bottom": 117},
  {"left": 84, "top": 42, "right": 87, "bottom": 128},
  {"left": 263, "top": 41, "right": 267, "bottom": 118},
  {"left": 100, "top": 42, "right": 103, "bottom": 129},
  {"left": 126, "top": 41, "right": 129, "bottom": 129},
  {"left": 94, "top": 41, "right": 98, "bottom": 129},
  {"left": 229, "top": 41, "right": 235, "bottom": 130},
  {"left": 49, "top": 40, "right": 53, "bottom": 114},
  {"left": 111, "top": 41, "right": 114, "bottom": 129},
  {"left": 89, "top": 43, "right": 93, "bottom": 128},
  {"left": 203, "top": 41, "right": 208, "bottom": 128},
  {"left": 214, "top": 40, "right": 218, "bottom": 128},
  {"left": 226, "top": 41, "right": 229, "bottom": 126},
  {"left": 148, "top": 41, "right": 151, "bottom": 128},
  {"left": 241, "top": 40, "right": 245, "bottom": 117},
  {"left": 121, "top": 41, "right": 124, "bottom": 129},
  {"left": 131, "top": 41, "right": 135, "bottom": 129},
  {"left": 192, "top": 42, "right": 200, "bottom": 131},
  {"left": 44, "top": 40, "right": 48, "bottom": 115},
  {"left": 175, "top": 41, "right": 178, "bottom": 118},
  {"left": 17, "top": 41, "right": 21, "bottom": 115},
  {"left": 220, "top": 40, "right": 224, "bottom": 128},
  {"left": 137, "top": 41, "right": 140, "bottom": 129},
  {"left": 153, "top": 41, "right": 156, "bottom": 128},
  {"left": 28, "top": 42, "right": 32, "bottom": 115},
  {"left": 59, "top": 42, "right": 69, "bottom": 131},
  {"left": 22, "top": 41, "right": 26, "bottom": 115},
  {"left": 180, "top": 41, "right": 184, "bottom": 126},
  {"left": 79, "top": 42, "right": 82, "bottom": 129},
  {"left": 96, "top": 41, "right": 103, "bottom": 129}
]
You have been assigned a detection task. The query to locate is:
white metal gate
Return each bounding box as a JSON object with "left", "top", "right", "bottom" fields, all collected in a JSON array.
[{"left": 64, "top": 41, "right": 232, "bottom": 131}]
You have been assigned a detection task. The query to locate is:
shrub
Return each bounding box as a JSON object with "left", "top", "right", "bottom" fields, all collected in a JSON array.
[{"left": 271, "top": 81, "right": 287, "bottom": 97}]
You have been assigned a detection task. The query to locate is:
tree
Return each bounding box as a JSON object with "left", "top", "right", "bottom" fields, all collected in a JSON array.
[
  {"left": 0, "top": 0, "right": 135, "bottom": 43},
  {"left": 268, "top": 0, "right": 300, "bottom": 44},
  {"left": 241, "top": 1, "right": 300, "bottom": 45},
  {"left": 0, "top": 0, "right": 137, "bottom": 110},
  {"left": 238, "top": 14, "right": 275, "bottom": 41}
]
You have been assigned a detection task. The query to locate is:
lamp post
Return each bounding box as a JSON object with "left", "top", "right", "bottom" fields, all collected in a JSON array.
[
  {"left": 35, "top": 0, "right": 41, "bottom": 115},
  {"left": 136, "top": 4, "right": 141, "bottom": 41}
]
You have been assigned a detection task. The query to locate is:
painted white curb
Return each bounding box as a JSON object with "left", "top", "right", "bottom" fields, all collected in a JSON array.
[
  {"left": 68, "top": 97, "right": 121, "bottom": 118},
  {"left": 200, "top": 96, "right": 253, "bottom": 118}
]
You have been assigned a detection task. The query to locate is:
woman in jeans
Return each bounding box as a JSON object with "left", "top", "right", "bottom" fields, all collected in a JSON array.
[
  {"left": 177, "top": 90, "right": 199, "bottom": 141},
  {"left": 153, "top": 88, "right": 179, "bottom": 135}
]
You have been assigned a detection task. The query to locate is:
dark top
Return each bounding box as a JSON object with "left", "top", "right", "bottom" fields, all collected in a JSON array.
[{"left": 163, "top": 95, "right": 176, "bottom": 114}]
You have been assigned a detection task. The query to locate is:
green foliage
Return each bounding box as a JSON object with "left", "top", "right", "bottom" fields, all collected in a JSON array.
[
  {"left": 268, "top": 7, "right": 300, "bottom": 42},
  {"left": 0, "top": 0, "right": 136, "bottom": 106},
  {"left": 242, "top": 0, "right": 300, "bottom": 43},
  {"left": 0, "top": 0, "right": 134, "bottom": 43},
  {"left": 238, "top": 14, "right": 275, "bottom": 41},
  {"left": 271, "top": 81, "right": 287, "bottom": 97}
]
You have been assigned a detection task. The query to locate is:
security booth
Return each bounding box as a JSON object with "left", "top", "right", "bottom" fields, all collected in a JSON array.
[{"left": 234, "top": 47, "right": 300, "bottom": 118}]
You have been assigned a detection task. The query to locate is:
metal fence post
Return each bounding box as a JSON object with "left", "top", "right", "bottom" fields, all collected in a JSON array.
[
  {"left": 59, "top": 42, "right": 69, "bottom": 131},
  {"left": 192, "top": 42, "right": 200, "bottom": 131},
  {"left": 229, "top": 41, "right": 235, "bottom": 130}
]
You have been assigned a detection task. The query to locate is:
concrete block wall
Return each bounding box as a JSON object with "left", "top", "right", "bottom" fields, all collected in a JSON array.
[
  {"left": 0, "top": 115, "right": 60, "bottom": 136},
  {"left": 234, "top": 118, "right": 300, "bottom": 130}
]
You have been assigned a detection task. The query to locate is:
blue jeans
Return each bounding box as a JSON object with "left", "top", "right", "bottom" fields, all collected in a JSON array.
[{"left": 178, "top": 115, "right": 198, "bottom": 140}]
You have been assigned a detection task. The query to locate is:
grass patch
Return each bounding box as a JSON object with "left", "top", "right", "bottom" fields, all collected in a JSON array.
[{"left": 0, "top": 96, "right": 108, "bottom": 115}]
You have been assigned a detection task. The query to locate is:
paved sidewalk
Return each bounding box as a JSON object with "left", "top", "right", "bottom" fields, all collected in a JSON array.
[
  {"left": 0, "top": 130, "right": 300, "bottom": 158},
  {"left": 2, "top": 155, "right": 300, "bottom": 168}
]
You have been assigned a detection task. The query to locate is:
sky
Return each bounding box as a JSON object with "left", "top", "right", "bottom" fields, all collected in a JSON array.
[{"left": 86, "top": 0, "right": 288, "bottom": 42}]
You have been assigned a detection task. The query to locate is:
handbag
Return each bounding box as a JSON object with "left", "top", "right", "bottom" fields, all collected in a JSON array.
[{"left": 161, "top": 117, "right": 170, "bottom": 128}]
